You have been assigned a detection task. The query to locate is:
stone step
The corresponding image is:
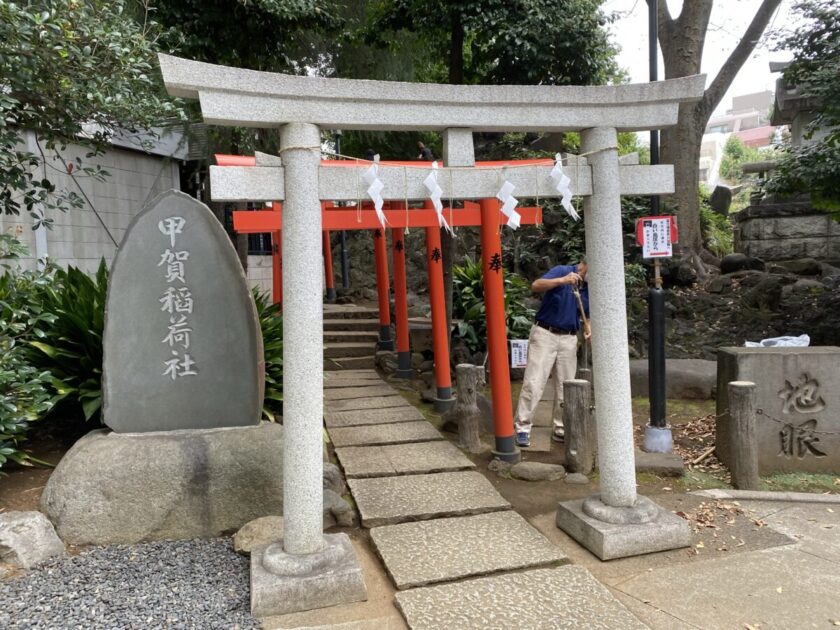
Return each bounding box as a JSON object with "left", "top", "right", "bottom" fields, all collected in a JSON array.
[
  {"left": 324, "top": 378, "right": 390, "bottom": 389},
  {"left": 347, "top": 471, "right": 511, "bottom": 528},
  {"left": 325, "top": 407, "right": 425, "bottom": 428},
  {"left": 324, "top": 395, "right": 411, "bottom": 412},
  {"left": 324, "top": 385, "right": 399, "bottom": 401},
  {"left": 370, "top": 511, "right": 567, "bottom": 589},
  {"left": 323, "top": 330, "right": 379, "bottom": 343},
  {"left": 325, "top": 356, "right": 376, "bottom": 371},
  {"left": 328, "top": 421, "right": 443, "bottom": 448},
  {"left": 324, "top": 342, "right": 376, "bottom": 359},
  {"left": 394, "top": 566, "right": 648, "bottom": 630},
  {"left": 335, "top": 440, "right": 475, "bottom": 478},
  {"left": 323, "top": 318, "right": 381, "bottom": 332},
  {"left": 323, "top": 305, "right": 380, "bottom": 319}
]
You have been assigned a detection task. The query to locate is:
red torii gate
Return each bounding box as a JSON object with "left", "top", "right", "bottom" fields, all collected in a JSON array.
[{"left": 220, "top": 154, "right": 546, "bottom": 452}]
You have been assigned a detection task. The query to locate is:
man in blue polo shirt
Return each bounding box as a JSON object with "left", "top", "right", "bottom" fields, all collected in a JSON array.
[{"left": 514, "top": 259, "right": 590, "bottom": 447}]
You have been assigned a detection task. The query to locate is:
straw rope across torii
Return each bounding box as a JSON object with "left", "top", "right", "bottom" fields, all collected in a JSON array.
[{"left": 157, "top": 53, "right": 706, "bottom": 616}]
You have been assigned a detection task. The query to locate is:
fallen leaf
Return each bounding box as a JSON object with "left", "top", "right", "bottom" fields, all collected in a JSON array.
[
  {"left": 776, "top": 587, "right": 783, "bottom": 593},
  {"left": 828, "top": 508, "right": 834, "bottom": 513},
  {"left": 696, "top": 541, "right": 705, "bottom": 549}
]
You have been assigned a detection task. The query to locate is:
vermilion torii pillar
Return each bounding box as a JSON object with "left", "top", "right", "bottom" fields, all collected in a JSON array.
[
  {"left": 322, "top": 230, "right": 336, "bottom": 302},
  {"left": 372, "top": 227, "right": 393, "bottom": 351},
  {"left": 390, "top": 225, "right": 412, "bottom": 379},
  {"left": 160, "top": 53, "right": 705, "bottom": 612}
]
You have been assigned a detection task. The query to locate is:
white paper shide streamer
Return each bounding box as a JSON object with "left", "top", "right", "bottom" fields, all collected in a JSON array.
[
  {"left": 362, "top": 154, "right": 387, "bottom": 228},
  {"left": 495, "top": 179, "right": 521, "bottom": 229},
  {"left": 422, "top": 161, "right": 452, "bottom": 234},
  {"left": 550, "top": 153, "right": 579, "bottom": 221}
]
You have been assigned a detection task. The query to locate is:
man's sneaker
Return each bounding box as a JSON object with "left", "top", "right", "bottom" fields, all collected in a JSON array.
[
  {"left": 551, "top": 428, "right": 565, "bottom": 443},
  {"left": 516, "top": 431, "right": 531, "bottom": 447}
]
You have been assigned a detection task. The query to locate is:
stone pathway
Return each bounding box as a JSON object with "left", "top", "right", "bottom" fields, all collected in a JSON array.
[{"left": 323, "top": 369, "right": 647, "bottom": 629}]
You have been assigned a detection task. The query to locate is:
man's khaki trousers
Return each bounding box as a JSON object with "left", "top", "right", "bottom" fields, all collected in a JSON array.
[{"left": 514, "top": 324, "right": 578, "bottom": 435}]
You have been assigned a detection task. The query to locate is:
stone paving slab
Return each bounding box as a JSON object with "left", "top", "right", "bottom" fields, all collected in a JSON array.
[
  {"left": 519, "top": 426, "right": 552, "bottom": 452},
  {"left": 324, "top": 369, "right": 380, "bottom": 379},
  {"left": 395, "top": 566, "right": 648, "bottom": 630},
  {"left": 616, "top": 546, "right": 840, "bottom": 630},
  {"left": 328, "top": 422, "right": 443, "bottom": 448},
  {"left": 370, "top": 511, "right": 567, "bottom": 589},
  {"left": 325, "top": 407, "right": 425, "bottom": 429},
  {"left": 324, "top": 385, "right": 399, "bottom": 401},
  {"left": 335, "top": 441, "right": 475, "bottom": 478},
  {"left": 325, "top": 396, "right": 410, "bottom": 412},
  {"left": 348, "top": 471, "right": 510, "bottom": 527},
  {"left": 324, "top": 378, "right": 391, "bottom": 389}
]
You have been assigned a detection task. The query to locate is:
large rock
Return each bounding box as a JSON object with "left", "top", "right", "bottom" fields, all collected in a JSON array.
[
  {"left": 629, "top": 359, "right": 716, "bottom": 400},
  {"left": 234, "top": 516, "right": 284, "bottom": 555},
  {"left": 510, "top": 462, "right": 565, "bottom": 481},
  {"left": 721, "top": 253, "right": 765, "bottom": 274},
  {"left": 103, "top": 190, "right": 263, "bottom": 433},
  {"left": 0, "top": 511, "right": 64, "bottom": 568},
  {"left": 41, "top": 424, "right": 283, "bottom": 545}
]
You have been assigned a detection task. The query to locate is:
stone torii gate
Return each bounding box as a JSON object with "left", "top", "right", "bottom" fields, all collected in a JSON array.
[{"left": 158, "top": 54, "right": 704, "bottom": 615}]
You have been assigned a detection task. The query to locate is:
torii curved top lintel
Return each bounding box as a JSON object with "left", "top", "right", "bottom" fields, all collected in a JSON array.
[{"left": 158, "top": 54, "right": 705, "bottom": 133}]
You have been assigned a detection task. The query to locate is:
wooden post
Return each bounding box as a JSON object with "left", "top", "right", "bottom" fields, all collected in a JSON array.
[
  {"left": 563, "top": 379, "right": 595, "bottom": 474},
  {"left": 728, "top": 381, "right": 760, "bottom": 490},
  {"left": 446, "top": 364, "right": 485, "bottom": 453}
]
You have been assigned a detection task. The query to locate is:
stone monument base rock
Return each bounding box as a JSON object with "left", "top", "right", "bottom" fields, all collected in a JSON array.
[{"left": 41, "top": 423, "right": 283, "bottom": 545}]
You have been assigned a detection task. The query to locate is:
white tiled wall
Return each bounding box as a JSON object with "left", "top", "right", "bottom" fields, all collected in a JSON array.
[
  {"left": 2, "top": 139, "right": 179, "bottom": 272},
  {"left": 247, "top": 255, "right": 274, "bottom": 297}
]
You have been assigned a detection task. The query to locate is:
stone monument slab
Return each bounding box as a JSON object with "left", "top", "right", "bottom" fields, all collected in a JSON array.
[
  {"left": 328, "top": 421, "right": 443, "bottom": 448},
  {"left": 324, "top": 407, "right": 424, "bottom": 428},
  {"left": 370, "top": 511, "right": 566, "bottom": 589},
  {"left": 348, "top": 471, "right": 510, "bottom": 527},
  {"left": 335, "top": 441, "right": 475, "bottom": 478},
  {"left": 716, "top": 347, "right": 840, "bottom": 474},
  {"left": 103, "top": 190, "right": 263, "bottom": 432},
  {"left": 395, "top": 566, "right": 648, "bottom": 629}
]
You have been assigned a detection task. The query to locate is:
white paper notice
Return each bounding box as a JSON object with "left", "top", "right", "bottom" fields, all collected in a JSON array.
[
  {"left": 641, "top": 217, "right": 673, "bottom": 259},
  {"left": 510, "top": 339, "right": 529, "bottom": 368}
]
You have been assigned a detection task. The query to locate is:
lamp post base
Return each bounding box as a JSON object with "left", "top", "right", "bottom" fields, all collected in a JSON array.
[
  {"left": 250, "top": 533, "right": 367, "bottom": 618},
  {"left": 556, "top": 495, "right": 690, "bottom": 560}
]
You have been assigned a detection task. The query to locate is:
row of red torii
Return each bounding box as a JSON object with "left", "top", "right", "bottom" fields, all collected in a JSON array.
[
  {"left": 221, "top": 153, "right": 552, "bottom": 418},
  {"left": 159, "top": 53, "right": 705, "bottom": 615}
]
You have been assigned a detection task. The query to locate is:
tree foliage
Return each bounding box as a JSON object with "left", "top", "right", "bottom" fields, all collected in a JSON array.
[
  {"left": 366, "top": 0, "right": 618, "bottom": 87},
  {"left": 719, "top": 136, "right": 764, "bottom": 183},
  {"left": 766, "top": 0, "right": 840, "bottom": 209},
  {"left": 0, "top": 0, "right": 184, "bottom": 226}
]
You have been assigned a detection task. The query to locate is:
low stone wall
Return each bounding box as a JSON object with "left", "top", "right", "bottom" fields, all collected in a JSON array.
[{"left": 734, "top": 202, "right": 840, "bottom": 262}]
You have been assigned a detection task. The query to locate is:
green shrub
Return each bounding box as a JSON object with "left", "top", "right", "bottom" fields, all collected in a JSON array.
[
  {"left": 624, "top": 263, "right": 647, "bottom": 290},
  {"left": 253, "top": 289, "right": 283, "bottom": 417},
  {"left": 28, "top": 261, "right": 108, "bottom": 422},
  {"left": 699, "top": 187, "right": 734, "bottom": 258},
  {"left": 0, "top": 236, "right": 58, "bottom": 472},
  {"left": 452, "top": 258, "right": 535, "bottom": 353}
]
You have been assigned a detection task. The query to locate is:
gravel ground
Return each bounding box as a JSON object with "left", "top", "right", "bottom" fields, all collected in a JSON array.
[{"left": 0, "top": 538, "right": 259, "bottom": 629}]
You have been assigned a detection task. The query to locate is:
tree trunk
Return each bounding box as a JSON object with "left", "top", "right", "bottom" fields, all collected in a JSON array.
[
  {"left": 660, "top": 105, "right": 705, "bottom": 252},
  {"left": 653, "top": 0, "right": 782, "bottom": 255}
]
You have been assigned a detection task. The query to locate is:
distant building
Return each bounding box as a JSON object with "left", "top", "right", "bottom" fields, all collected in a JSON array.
[{"left": 700, "top": 90, "right": 782, "bottom": 186}]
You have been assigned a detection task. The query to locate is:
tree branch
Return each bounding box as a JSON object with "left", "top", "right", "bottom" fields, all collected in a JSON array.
[{"left": 702, "top": 0, "right": 783, "bottom": 117}]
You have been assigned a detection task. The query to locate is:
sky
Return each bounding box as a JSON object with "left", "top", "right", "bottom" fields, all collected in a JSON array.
[{"left": 607, "top": 0, "right": 798, "bottom": 117}]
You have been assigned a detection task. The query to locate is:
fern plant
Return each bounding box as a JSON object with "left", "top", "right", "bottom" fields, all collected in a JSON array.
[{"left": 252, "top": 289, "right": 283, "bottom": 417}]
